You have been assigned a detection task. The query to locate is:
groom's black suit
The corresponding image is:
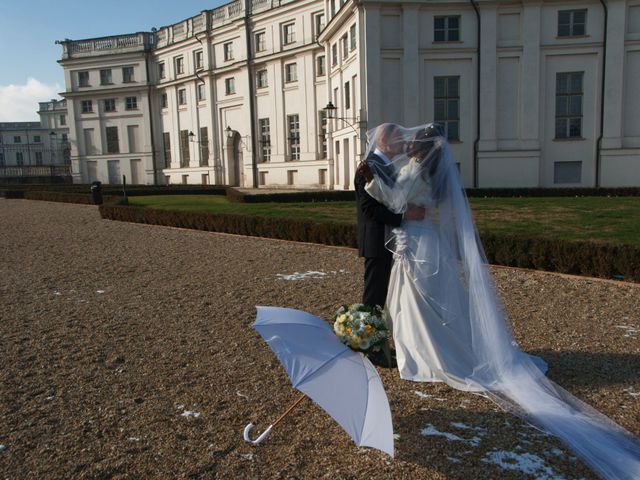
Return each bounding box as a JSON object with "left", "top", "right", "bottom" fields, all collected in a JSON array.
[{"left": 355, "top": 152, "right": 402, "bottom": 308}]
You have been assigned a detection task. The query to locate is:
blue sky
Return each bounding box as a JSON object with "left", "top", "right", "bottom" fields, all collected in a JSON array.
[{"left": 0, "top": 0, "right": 227, "bottom": 121}]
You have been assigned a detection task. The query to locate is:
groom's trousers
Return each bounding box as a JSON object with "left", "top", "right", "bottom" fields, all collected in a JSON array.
[{"left": 363, "top": 252, "right": 393, "bottom": 308}]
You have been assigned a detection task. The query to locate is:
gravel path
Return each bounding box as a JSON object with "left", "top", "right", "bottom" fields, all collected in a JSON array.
[{"left": 1, "top": 199, "right": 638, "bottom": 479}]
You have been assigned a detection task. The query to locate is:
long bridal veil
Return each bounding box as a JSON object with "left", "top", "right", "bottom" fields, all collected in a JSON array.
[{"left": 363, "top": 123, "right": 640, "bottom": 479}]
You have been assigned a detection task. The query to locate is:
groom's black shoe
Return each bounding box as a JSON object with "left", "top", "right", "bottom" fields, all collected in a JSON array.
[{"left": 367, "top": 349, "right": 397, "bottom": 369}]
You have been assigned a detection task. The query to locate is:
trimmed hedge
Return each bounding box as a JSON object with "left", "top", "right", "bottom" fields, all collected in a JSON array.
[
  {"left": 99, "top": 203, "right": 357, "bottom": 248},
  {"left": 24, "top": 190, "right": 95, "bottom": 204},
  {"left": 481, "top": 234, "right": 640, "bottom": 281},
  {"left": 99, "top": 203, "right": 639, "bottom": 282},
  {"left": 466, "top": 187, "right": 640, "bottom": 197}
]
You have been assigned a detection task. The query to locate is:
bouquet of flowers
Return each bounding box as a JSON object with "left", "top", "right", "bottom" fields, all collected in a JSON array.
[{"left": 333, "top": 304, "right": 389, "bottom": 353}]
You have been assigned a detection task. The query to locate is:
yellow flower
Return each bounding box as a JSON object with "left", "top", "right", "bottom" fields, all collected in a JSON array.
[
  {"left": 365, "top": 325, "right": 373, "bottom": 333},
  {"left": 338, "top": 314, "right": 347, "bottom": 323},
  {"left": 345, "top": 327, "right": 352, "bottom": 335}
]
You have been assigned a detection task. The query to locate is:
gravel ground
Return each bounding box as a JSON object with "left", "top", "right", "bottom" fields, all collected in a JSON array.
[{"left": 1, "top": 199, "right": 638, "bottom": 480}]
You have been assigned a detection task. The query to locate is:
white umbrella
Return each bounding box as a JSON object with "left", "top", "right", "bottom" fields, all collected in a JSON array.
[{"left": 243, "top": 306, "right": 394, "bottom": 457}]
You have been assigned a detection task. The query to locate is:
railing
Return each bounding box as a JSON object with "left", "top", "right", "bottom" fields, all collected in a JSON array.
[
  {"left": 0, "top": 165, "right": 72, "bottom": 178},
  {"left": 64, "top": 33, "right": 153, "bottom": 58}
]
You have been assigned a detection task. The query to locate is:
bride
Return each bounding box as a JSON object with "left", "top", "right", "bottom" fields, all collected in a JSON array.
[{"left": 362, "top": 123, "right": 639, "bottom": 479}]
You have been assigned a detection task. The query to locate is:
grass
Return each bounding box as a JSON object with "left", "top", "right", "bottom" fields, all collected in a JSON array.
[{"left": 128, "top": 195, "right": 640, "bottom": 247}]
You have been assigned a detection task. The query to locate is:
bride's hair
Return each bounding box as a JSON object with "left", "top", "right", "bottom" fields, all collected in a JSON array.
[{"left": 407, "top": 123, "right": 446, "bottom": 202}]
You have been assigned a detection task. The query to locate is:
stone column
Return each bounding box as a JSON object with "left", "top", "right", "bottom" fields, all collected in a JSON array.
[
  {"left": 402, "top": 4, "right": 420, "bottom": 126},
  {"left": 601, "top": 0, "right": 626, "bottom": 149},
  {"left": 478, "top": 5, "right": 497, "bottom": 152},
  {"left": 520, "top": 1, "right": 542, "bottom": 151}
]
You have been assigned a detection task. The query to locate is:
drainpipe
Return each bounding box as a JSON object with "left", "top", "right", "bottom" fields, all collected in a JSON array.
[
  {"left": 470, "top": 0, "right": 480, "bottom": 188},
  {"left": 244, "top": 0, "right": 259, "bottom": 188},
  {"left": 144, "top": 33, "right": 158, "bottom": 185},
  {"left": 596, "top": 0, "right": 608, "bottom": 188}
]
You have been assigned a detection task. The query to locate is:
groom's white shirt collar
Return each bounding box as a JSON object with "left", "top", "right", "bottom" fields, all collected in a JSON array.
[{"left": 373, "top": 148, "right": 391, "bottom": 165}]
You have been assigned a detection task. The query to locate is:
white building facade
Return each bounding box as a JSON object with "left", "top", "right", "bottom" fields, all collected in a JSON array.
[
  {"left": 0, "top": 99, "right": 70, "bottom": 181},
  {"left": 58, "top": 0, "right": 640, "bottom": 188}
]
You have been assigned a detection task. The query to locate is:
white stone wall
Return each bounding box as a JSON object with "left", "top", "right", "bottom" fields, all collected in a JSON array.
[{"left": 58, "top": 0, "right": 640, "bottom": 188}]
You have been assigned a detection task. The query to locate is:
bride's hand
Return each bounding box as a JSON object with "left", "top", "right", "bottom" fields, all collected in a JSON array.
[
  {"left": 404, "top": 204, "right": 426, "bottom": 221},
  {"left": 356, "top": 161, "right": 374, "bottom": 182}
]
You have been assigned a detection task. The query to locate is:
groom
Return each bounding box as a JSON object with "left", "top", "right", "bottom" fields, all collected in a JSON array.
[{"left": 355, "top": 123, "right": 425, "bottom": 331}]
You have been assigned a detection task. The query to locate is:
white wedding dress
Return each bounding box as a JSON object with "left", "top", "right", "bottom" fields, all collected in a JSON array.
[{"left": 363, "top": 124, "right": 640, "bottom": 480}]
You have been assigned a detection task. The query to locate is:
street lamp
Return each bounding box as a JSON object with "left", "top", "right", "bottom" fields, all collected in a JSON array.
[{"left": 323, "top": 102, "right": 360, "bottom": 137}]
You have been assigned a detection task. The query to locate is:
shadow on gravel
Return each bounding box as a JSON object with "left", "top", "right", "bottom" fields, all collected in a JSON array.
[
  {"left": 530, "top": 349, "right": 640, "bottom": 388},
  {"left": 395, "top": 407, "right": 597, "bottom": 479}
]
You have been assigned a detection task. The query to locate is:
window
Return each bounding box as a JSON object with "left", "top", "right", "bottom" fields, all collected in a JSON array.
[
  {"left": 59, "top": 115, "right": 66, "bottom": 126},
  {"left": 14, "top": 136, "right": 21, "bottom": 143},
  {"left": 287, "top": 170, "right": 298, "bottom": 185},
  {"left": 0, "top": 153, "right": 4, "bottom": 166},
  {"left": 122, "top": 66, "right": 134, "bottom": 83},
  {"left": 84, "top": 128, "right": 95, "bottom": 155},
  {"left": 285, "top": 63, "right": 297, "bottom": 83},
  {"left": 315, "top": 14, "right": 326, "bottom": 36},
  {"left": 224, "top": 42, "right": 234, "bottom": 61},
  {"left": 341, "top": 34, "right": 349, "bottom": 59},
  {"left": 318, "top": 110, "right": 328, "bottom": 158},
  {"left": 316, "top": 55, "right": 326, "bottom": 76},
  {"left": 197, "top": 83, "right": 206, "bottom": 101},
  {"left": 259, "top": 118, "right": 271, "bottom": 162},
  {"left": 225, "top": 77, "right": 235, "bottom": 95},
  {"left": 434, "top": 76, "right": 460, "bottom": 140},
  {"left": 287, "top": 114, "right": 300, "bottom": 160},
  {"left": 175, "top": 57, "right": 184, "bottom": 75},
  {"left": 178, "top": 88, "right": 187, "bottom": 105},
  {"left": 61, "top": 133, "right": 68, "bottom": 143},
  {"left": 163, "top": 132, "right": 171, "bottom": 167},
  {"left": 78, "top": 71, "right": 90, "bottom": 87},
  {"left": 161, "top": 93, "right": 168, "bottom": 109},
  {"left": 554, "top": 161, "right": 582, "bottom": 184},
  {"left": 194, "top": 50, "right": 204, "bottom": 69},
  {"left": 125, "top": 96, "right": 138, "bottom": 110},
  {"left": 159, "top": 62, "right": 166, "bottom": 79},
  {"left": 16, "top": 152, "right": 24, "bottom": 165},
  {"left": 283, "top": 23, "right": 296, "bottom": 45},
  {"left": 558, "top": 9, "right": 587, "bottom": 37},
  {"left": 81, "top": 100, "right": 93, "bottom": 113},
  {"left": 33, "top": 135, "right": 41, "bottom": 143},
  {"left": 202, "top": 173, "right": 209, "bottom": 185},
  {"left": 104, "top": 98, "right": 116, "bottom": 112},
  {"left": 35, "top": 151, "right": 43, "bottom": 165},
  {"left": 255, "top": 32, "right": 266, "bottom": 52},
  {"left": 319, "top": 169, "right": 327, "bottom": 185},
  {"left": 555, "top": 72, "right": 584, "bottom": 139},
  {"left": 344, "top": 81, "right": 351, "bottom": 110},
  {"left": 100, "top": 69, "right": 112, "bottom": 85},
  {"left": 350, "top": 24, "right": 357, "bottom": 50},
  {"left": 199, "top": 127, "right": 209, "bottom": 166},
  {"left": 256, "top": 69, "right": 268, "bottom": 88},
  {"left": 259, "top": 171, "right": 268, "bottom": 186},
  {"left": 179, "top": 130, "right": 190, "bottom": 167},
  {"left": 434, "top": 16, "right": 460, "bottom": 42},
  {"left": 127, "top": 125, "right": 139, "bottom": 153},
  {"left": 106, "top": 126, "right": 119, "bottom": 153},
  {"left": 332, "top": 44, "right": 338, "bottom": 66}
]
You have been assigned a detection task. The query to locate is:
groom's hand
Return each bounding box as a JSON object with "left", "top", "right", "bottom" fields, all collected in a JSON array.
[{"left": 404, "top": 204, "right": 425, "bottom": 221}]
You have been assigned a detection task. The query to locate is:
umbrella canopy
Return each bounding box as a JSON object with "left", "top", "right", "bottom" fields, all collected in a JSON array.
[{"left": 253, "top": 306, "right": 394, "bottom": 457}]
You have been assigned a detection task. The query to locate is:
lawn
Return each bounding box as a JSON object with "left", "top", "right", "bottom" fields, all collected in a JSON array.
[{"left": 128, "top": 195, "right": 640, "bottom": 247}]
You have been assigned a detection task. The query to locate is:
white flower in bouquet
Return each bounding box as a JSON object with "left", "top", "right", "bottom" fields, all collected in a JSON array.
[{"left": 332, "top": 304, "right": 389, "bottom": 353}]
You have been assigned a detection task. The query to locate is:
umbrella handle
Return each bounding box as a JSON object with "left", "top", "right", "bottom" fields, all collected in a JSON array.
[
  {"left": 242, "top": 394, "right": 306, "bottom": 445},
  {"left": 243, "top": 423, "right": 273, "bottom": 445}
]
